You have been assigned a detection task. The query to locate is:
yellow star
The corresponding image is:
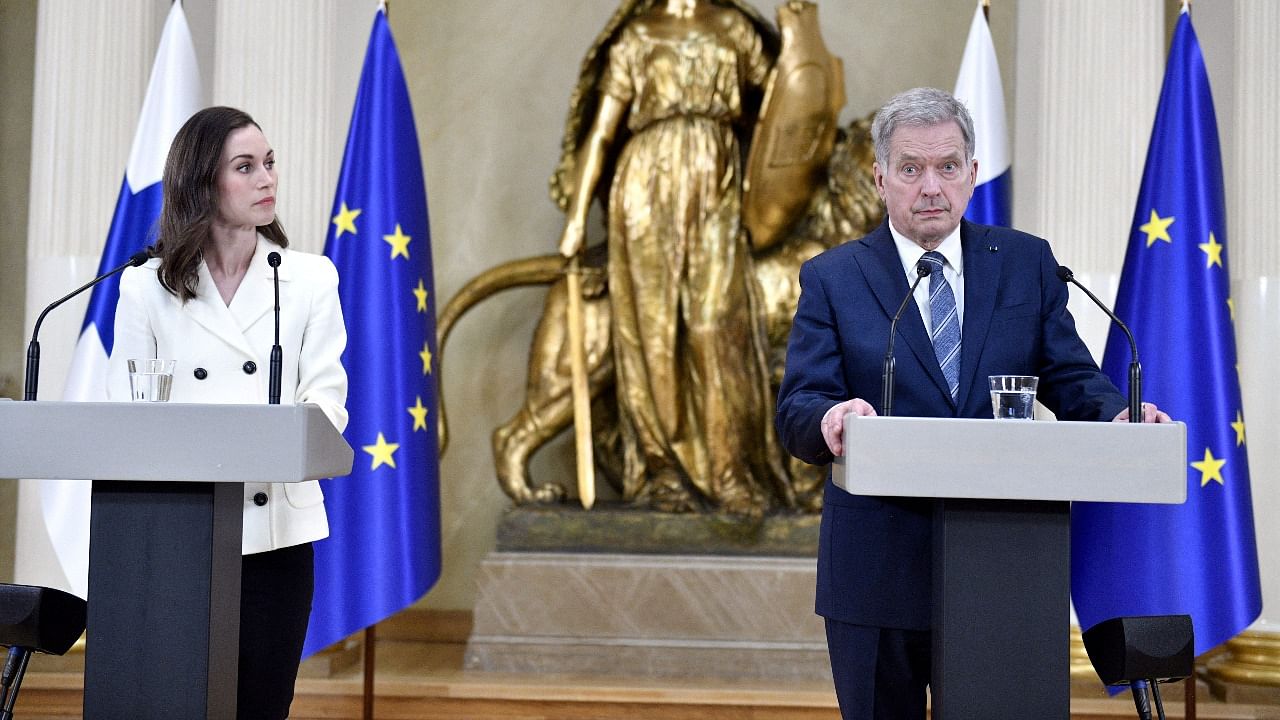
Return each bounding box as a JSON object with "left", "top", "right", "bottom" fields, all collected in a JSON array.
[
  {"left": 1198, "top": 232, "right": 1224, "bottom": 268},
  {"left": 362, "top": 432, "right": 399, "bottom": 470},
  {"left": 1231, "top": 410, "right": 1246, "bottom": 447},
  {"left": 384, "top": 224, "right": 411, "bottom": 260},
  {"left": 1139, "top": 209, "right": 1175, "bottom": 248},
  {"left": 332, "top": 202, "right": 362, "bottom": 239},
  {"left": 1190, "top": 447, "right": 1226, "bottom": 487},
  {"left": 408, "top": 396, "right": 429, "bottom": 432},
  {"left": 1227, "top": 297, "right": 1235, "bottom": 322},
  {"left": 419, "top": 341, "right": 433, "bottom": 375},
  {"left": 413, "top": 278, "right": 429, "bottom": 313}
]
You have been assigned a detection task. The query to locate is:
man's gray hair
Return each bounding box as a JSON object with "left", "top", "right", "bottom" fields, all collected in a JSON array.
[{"left": 871, "top": 87, "right": 976, "bottom": 168}]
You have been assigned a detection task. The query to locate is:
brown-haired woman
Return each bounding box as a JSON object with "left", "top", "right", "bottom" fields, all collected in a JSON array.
[{"left": 108, "top": 106, "right": 348, "bottom": 719}]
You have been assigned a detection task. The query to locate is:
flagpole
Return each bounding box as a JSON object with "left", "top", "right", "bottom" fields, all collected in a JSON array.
[{"left": 363, "top": 625, "right": 376, "bottom": 720}]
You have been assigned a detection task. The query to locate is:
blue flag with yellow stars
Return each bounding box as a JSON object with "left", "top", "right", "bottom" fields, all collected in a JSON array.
[
  {"left": 305, "top": 7, "right": 440, "bottom": 656},
  {"left": 1070, "top": 8, "right": 1261, "bottom": 658}
]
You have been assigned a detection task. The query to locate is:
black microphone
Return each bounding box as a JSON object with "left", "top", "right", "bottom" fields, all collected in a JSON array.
[
  {"left": 268, "top": 251, "right": 283, "bottom": 405},
  {"left": 24, "top": 248, "right": 151, "bottom": 401},
  {"left": 881, "top": 259, "right": 933, "bottom": 417},
  {"left": 1057, "top": 265, "right": 1142, "bottom": 423}
]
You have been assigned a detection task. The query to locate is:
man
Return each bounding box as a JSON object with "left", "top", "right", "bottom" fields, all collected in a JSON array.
[{"left": 774, "top": 87, "right": 1168, "bottom": 718}]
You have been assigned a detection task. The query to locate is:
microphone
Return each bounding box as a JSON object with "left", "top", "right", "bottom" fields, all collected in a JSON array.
[
  {"left": 268, "top": 251, "right": 283, "bottom": 405},
  {"left": 24, "top": 248, "right": 151, "bottom": 401},
  {"left": 1056, "top": 265, "right": 1142, "bottom": 423},
  {"left": 881, "top": 258, "right": 933, "bottom": 417}
]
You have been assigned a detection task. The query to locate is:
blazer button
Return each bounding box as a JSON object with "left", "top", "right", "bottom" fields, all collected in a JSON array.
[
  {"left": 253, "top": 492, "right": 268, "bottom": 506},
  {"left": 243, "top": 361, "right": 257, "bottom": 375},
  {"left": 194, "top": 367, "right": 208, "bottom": 380}
]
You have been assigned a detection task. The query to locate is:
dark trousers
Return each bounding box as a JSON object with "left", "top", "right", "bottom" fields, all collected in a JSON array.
[
  {"left": 825, "top": 618, "right": 931, "bottom": 720},
  {"left": 237, "top": 543, "right": 314, "bottom": 720}
]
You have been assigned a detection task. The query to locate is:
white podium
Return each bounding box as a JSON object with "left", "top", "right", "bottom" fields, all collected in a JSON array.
[
  {"left": 835, "top": 415, "right": 1186, "bottom": 719},
  {"left": 0, "top": 400, "right": 352, "bottom": 720}
]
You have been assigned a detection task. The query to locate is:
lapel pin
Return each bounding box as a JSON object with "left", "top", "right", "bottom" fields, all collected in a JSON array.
[{"left": 987, "top": 245, "right": 999, "bottom": 252}]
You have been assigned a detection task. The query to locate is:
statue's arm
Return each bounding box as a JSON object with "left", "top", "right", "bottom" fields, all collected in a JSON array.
[{"left": 558, "top": 94, "right": 626, "bottom": 258}]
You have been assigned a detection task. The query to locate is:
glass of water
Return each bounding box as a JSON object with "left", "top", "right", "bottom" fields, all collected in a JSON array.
[
  {"left": 988, "top": 375, "right": 1038, "bottom": 420},
  {"left": 128, "top": 358, "right": 176, "bottom": 402}
]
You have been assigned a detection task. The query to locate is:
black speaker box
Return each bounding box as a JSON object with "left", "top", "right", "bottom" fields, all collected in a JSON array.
[
  {"left": 1082, "top": 614, "right": 1194, "bottom": 685},
  {"left": 0, "top": 583, "right": 87, "bottom": 656}
]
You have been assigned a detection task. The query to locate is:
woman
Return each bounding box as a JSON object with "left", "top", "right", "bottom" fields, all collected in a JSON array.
[
  {"left": 554, "top": 0, "right": 789, "bottom": 515},
  {"left": 108, "top": 106, "right": 347, "bottom": 719}
]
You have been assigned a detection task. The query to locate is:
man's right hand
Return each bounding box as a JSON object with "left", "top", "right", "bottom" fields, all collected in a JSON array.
[{"left": 821, "top": 398, "right": 877, "bottom": 457}]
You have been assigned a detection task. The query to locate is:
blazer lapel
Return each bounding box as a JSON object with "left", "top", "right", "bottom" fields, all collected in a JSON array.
[
  {"left": 228, "top": 236, "right": 287, "bottom": 335},
  {"left": 957, "top": 220, "right": 1001, "bottom": 408},
  {"left": 180, "top": 237, "right": 284, "bottom": 361},
  {"left": 182, "top": 263, "right": 259, "bottom": 360},
  {"left": 853, "top": 223, "right": 952, "bottom": 403}
]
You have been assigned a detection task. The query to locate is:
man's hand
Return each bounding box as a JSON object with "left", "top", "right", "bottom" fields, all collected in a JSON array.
[
  {"left": 1112, "top": 402, "right": 1173, "bottom": 424},
  {"left": 821, "top": 398, "right": 877, "bottom": 456}
]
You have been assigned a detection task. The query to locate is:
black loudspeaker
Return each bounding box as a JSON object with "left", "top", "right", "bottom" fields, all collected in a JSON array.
[
  {"left": 1081, "top": 615, "right": 1194, "bottom": 686},
  {"left": 0, "top": 583, "right": 87, "bottom": 656}
]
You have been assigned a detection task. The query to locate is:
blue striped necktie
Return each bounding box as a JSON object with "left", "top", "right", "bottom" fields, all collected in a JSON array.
[{"left": 920, "top": 251, "right": 961, "bottom": 400}]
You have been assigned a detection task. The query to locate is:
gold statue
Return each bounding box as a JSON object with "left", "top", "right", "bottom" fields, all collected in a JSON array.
[
  {"left": 554, "top": 0, "right": 787, "bottom": 516},
  {"left": 436, "top": 1, "right": 882, "bottom": 516},
  {"left": 437, "top": 116, "right": 882, "bottom": 512}
]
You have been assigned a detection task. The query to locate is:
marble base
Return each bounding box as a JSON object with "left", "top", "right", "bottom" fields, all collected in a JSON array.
[
  {"left": 464, "top": 551, "right": 829, "bottom": 680},
  {"left": 496, "top": 503, "right": 820, "bottom": 556}
]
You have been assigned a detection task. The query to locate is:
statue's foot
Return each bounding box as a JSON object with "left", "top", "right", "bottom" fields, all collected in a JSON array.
[
  {"left": 716, "top": 490, "right": 768, "bottom": 521},
  {"left": 645, "top": 469, "right": 701, "bottom": 513}
]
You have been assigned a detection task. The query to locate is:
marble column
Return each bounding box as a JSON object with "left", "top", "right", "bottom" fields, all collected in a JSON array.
[
  {"left": 16, "top": 0, "right": 169, "bottom": 590},
  {"left": 1202, "top": 0, "right": 1280, "bottom": 699}
]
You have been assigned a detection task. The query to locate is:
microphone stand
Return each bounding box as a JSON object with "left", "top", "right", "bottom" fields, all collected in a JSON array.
[
  {"left": 24, "top": 249, "right": 150, "bottom": 401},
  {"left": 268, "top": 252, "right": 283, "bottom": 405},
  {"left": 882, "top": 261, "right": 932, "bottom": 417},
  {"left": 1057, "top": 266, "right": 1142, "bottom": 422}
]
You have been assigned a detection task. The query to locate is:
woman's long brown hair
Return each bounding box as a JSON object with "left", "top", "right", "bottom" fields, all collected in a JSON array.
[{"left": 153, "top": 106, "right": 288, "bottom": 302}]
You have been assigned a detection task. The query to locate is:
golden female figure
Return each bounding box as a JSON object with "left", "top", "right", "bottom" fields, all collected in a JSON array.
[{"left": 556, "top": 0, "right": 789, "bottom": 514}]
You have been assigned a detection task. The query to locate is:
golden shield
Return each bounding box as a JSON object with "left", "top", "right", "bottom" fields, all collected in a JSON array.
[{"left": 743, "top": 1, "right": 846, "bottom": 251}]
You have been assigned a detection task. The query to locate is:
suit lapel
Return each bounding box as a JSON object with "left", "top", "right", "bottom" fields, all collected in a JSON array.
[
  {"left": 957, "top": 220, "right": 1001, "bottom": 408},
  {"left": 853, "top": 223, "right": 952, "bottom": 402}
]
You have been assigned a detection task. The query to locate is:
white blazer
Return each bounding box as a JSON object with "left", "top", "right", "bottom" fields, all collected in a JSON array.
[{"left": 108, "top": 235, "right": 349, "bottom": 555}]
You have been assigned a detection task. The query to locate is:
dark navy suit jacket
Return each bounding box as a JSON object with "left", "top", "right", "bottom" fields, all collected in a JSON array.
[{"left": 775, "top": 219, "right": 1126, "bottom": 630}]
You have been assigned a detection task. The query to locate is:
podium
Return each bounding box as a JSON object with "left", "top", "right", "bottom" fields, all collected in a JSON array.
[
  {"left": 835, "top": 415, "right": 1186, "bottom": 719},
  {"left": 0, "top": 400, "right": 353, "bottom": 720}
]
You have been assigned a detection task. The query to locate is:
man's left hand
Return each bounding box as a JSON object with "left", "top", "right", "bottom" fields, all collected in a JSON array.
[{"left": 1112, "top": 402, "right": 1172, "bottom": 423}]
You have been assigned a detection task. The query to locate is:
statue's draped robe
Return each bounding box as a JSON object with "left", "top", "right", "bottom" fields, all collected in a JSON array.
[{"left": 601, "top": 14, "right": 785, "bottom": 512}]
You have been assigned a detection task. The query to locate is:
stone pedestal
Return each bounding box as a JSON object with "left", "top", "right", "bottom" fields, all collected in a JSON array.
[{"left": 465, "top": 506, "right": 827, "bottom": 680}]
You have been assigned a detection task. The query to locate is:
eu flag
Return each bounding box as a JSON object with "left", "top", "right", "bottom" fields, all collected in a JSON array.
[
  {"left": 1071, "top": 9, "right": 1261, "bottom": 657},
  {"left": 305, "top": 8, "right": 441, "bottom": 656}
]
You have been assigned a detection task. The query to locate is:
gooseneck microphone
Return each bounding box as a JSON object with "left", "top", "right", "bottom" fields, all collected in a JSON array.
[
  {"left": 267, "top": 251, "right": 283, "bottom": 405},
  {"left": 24, "top": 248, "right": 151, "bottom": 401},
  {"left": 1056, "top": 265, "right": 1143, "bottom": 423},
  {"left": 881, "top": 259, "right": 933, "bottom": 417}
]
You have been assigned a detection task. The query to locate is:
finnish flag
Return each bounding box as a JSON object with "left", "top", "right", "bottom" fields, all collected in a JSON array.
[
  {"left": 954, "top": 1, "right": 1011, "bottom": 227},
  {"left": 41, "top": 0, "right": 201, "bottom": 598}
]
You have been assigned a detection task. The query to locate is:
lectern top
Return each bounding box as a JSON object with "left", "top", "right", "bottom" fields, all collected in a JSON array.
[
  {"left": 834, "top": 415, "right": 1186, "bottom": 504},
  {"left": 0, "top": 400, "right": 353, "bottom": 483}
]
